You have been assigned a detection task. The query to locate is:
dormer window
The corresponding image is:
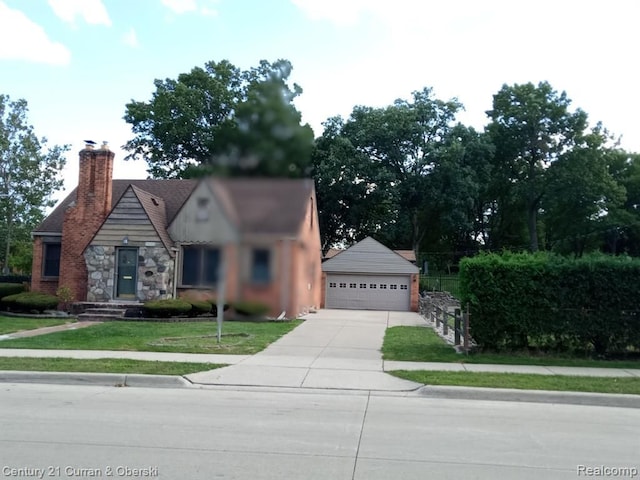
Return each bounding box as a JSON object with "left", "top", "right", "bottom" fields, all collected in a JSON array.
[{"left": 196, "top": 197, "right": 209, "bottom": 221}]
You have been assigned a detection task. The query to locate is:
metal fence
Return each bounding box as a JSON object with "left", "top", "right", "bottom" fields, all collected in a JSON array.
[
  {"left": 0, "top": 275, "right": 30, "bottom": 284},
  {"left": 419, "top": 275, "right": 461, "bottom": 298}
]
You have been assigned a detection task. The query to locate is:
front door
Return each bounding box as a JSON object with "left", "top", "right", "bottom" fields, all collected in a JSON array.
[{"left": 116, "top": 247, "right": 138, "bottom": 299}]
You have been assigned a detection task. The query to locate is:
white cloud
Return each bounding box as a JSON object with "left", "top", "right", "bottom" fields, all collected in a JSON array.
[
  {"left": 161, "top": 0, "right": 218, "bottom": 16},
  {"left": 48, "top": 0, "right": 111, "bottom": 26},
  {"left": 0, "top": 1, "right": 71, "bottom": 65},
  {"left": 122, "top": 27, "right": 139, "bottom": 48}
]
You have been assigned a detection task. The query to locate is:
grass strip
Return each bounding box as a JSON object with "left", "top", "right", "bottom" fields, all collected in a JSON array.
[
  {"left": 0, "top": 316, "right": 70, "bottom": 335},
  {"left": 382, "top": 326, "right": 640, "bottom": 369},
  {"left": 0, "top": 357, "right": 222, "bottom": 375},
  {"left": 0, "top": 320, "right": 302, "bottom": 354},
  {"left": 391, "top": 370, "right": 640, "bottom": 395}
]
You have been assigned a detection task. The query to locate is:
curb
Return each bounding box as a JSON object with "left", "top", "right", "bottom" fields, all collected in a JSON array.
[
  {"left": 414, "top": 384, "right": 640, "bottom": 409},
  {"left": 0, "top": 371, "right": 191, "bottom": 389}
]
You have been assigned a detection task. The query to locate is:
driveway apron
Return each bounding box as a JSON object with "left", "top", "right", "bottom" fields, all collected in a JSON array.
[{"left": 187, "top": 309, "right": 423, "bottom": 391}]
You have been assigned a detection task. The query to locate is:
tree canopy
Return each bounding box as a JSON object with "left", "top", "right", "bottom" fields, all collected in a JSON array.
[
  {"left": 0, "top": 94, "right": 68, "bottom": 273},
  {"left": 121, "top": 58, "right": 640, "bottom": 264},
  {"left": 313, "top": 81, "right": 639, "bottom": 264},
  {"left": 123, "top": 59, "right": 313, "bottom": 179},
  {"left": 486, "top": 81, "right": 589, "bottom": 252}
]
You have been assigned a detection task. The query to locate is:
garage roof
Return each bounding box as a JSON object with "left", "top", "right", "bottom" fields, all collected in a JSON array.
[{"left": 322, "top": 237, "right": 419, "bottom": 274}]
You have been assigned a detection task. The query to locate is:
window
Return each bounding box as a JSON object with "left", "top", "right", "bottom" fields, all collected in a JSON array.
[
  {"left": 380, "top": 284, "right": 387, "bottom": 289},
  {"left": 390, "top": 284, "right": 398, "bottom": 290},
  {"left": 181, "top": 246, "right": 219, "bottom": 286},
  {"left": 400, "top": 284, "right": 408, "bottom": 290},
  {"left": 329, "top": 282, "right": 337, "bottom": 288},
  {"left": 359, "top": 283, "right": 367, "bottom": 288},
  {"left": 196, "top": 198, "right": 209, "bottom": 221},
  {"left": 349, "top": 283, "right": 356, "bottom": 288},
  {"left": 370, "top": 284, "right": 377, "bottom": 289},
  {"left": 339, "top": 282, "right": 346, "bottom": 288},
  {"left": 251, "top": 249, "right": 270, "bottom": 284},
  {"left": 43, "top": 243, "right": 61, "bottom": 277}
]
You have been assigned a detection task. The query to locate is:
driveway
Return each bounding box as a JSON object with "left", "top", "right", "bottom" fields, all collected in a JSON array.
[{"left": 186, "top": 309, "right": 423, "bottom": 391}]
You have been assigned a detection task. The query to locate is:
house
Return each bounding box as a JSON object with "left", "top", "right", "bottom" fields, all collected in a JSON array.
[
  {"left": 321, "top": 237, "right": 420, "bottom": 311},
  {"left": 31, "top": 142, "right": 323, "bottom": 317}
]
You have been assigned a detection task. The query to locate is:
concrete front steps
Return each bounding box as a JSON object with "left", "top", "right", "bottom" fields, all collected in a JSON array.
[{"left": 74, "top": 302, "right": 144, "bottom": 322}]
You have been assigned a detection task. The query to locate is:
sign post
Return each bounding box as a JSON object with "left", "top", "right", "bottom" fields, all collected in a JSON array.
[{"left": 216, "top": 251, "right": 227, "bottom": 344}]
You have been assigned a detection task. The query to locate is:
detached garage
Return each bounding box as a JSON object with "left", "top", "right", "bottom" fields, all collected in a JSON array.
[{"left": 321, "top": 237, "right": 420, "bottom": 311}]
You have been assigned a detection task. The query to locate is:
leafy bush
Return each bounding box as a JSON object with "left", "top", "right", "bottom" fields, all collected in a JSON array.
[
  {"left": 0, "top": 283, "right": 26, "bottom": 300},
  {"left": 233, "top": 300, "right": 270, "bottom": 317},
  {"left": 144, "top": 299, "right": 192, "bottom": 318},
  {"left": 210, "top": 300, "right": 231, "bottom": 316},
  {"left": 459, "top": 252, "right": 640, "bottom": 355},
  {"left": 1, "top": 293, "right": 22, "bottom": 310},
  {"left": 187, "top": 300, "right": 212, "bottom": 317},
  {"left": 56, "top": 285, "right": 74, "bottom": 312},
  {"left": 17, "top": 293, "right": 59, "bottom": 313},
  {"left": 1, "top": 292, "right": 60, "bottom": 313}
]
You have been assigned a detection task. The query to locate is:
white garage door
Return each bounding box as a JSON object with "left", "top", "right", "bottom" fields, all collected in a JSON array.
[{"left": 325, "top": 274, "right": 411, "bottom": 311}]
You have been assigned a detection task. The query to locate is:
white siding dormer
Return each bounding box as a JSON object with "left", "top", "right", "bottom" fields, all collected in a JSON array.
[{"left": 168, "top": 180, "right": 238, "bottom": 243}]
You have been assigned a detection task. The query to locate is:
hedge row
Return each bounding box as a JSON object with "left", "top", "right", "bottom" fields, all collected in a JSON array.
[
  {"left": 459, "top": 252, "right": 640, "bottom": 355},
  {"left": 143, "top": 299, "right": 266, "bottom": 318},
  {"left": 0, "top": 283, "right": 26, "bottom": 299},
  {"left": 1, "top": 292, "right": 59, "bottom": 313}
]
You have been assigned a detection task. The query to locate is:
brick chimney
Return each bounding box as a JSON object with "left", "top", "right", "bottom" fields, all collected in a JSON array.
[{"left": 59, "top": 141, "right": 115, "bottom": 301}]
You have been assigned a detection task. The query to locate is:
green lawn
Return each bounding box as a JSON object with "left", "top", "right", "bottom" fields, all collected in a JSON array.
[
  {"left": 382, "top": 326, "right": 640, "bottom": 369},
  {"left": 0, "top": 357, "right": 221, "bottom": 375},
  {"left": 0, "top": 316, "right": 71, "bottom": 335},
  {"left": 0, "top": 320, "right": 302, "bottom": 354},
  {"left": 390, "top": 370, "right": 640, "bottom": 395}
]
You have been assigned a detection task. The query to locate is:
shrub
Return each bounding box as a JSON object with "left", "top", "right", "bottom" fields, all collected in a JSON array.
[
  {"left": 56, "top": 285, "right": 74, "bottom": 312},
  {"left": 0, "top": 283, "right": 26, "bottom": 299},
  {"left": 233, "top": 300, "right": 270, "bottom": 317},
  {"left": 18, "top": 293, "right": 59, "bottom": 313},
  {"left": 144, "top": 299, "right": 192, "bottom": 318},
  {"left": 187, "top": 300, "right": 212, "bottom": 317},
  {"left": 1, "top": 293, "right": 22, "bottom": 311},
  {"left": 460, "top": 252, "right": 640, "bottom": 355},
  {"left": 210, "top": 300, "right": 231, "bottom": 316},
  {"left": 2, "top": 292, "right": 60, "bottom": 313}
]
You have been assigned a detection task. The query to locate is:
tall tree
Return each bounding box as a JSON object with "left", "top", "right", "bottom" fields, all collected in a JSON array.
[
  {"left": 311, "top": 117, "right": 395, "bottom": 252},
  {"left": 486, "top": 81, "right": 588, "bottom": 251},
  {"left": 542, "top": 127, "right": 626, "bottom": 256},
  {"left": 425, "top": 125, "right": 494, "bottom": 258},
  {"left": 0, "top": 94, "right": 68, "bottom": 273},
  {"left": 606, "top": 150, "right": 640, "bottom": 255},
  {"left": 123, "top": 59, "right": 313, "bottom": 179},
  {"left": 339, "top": 88, "right": 463, "bottom": 254}
]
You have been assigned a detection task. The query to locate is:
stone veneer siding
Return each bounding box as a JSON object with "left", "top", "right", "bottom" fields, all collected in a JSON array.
[{"left": 85, "top": 245, "right": 174, "bottom": 302}]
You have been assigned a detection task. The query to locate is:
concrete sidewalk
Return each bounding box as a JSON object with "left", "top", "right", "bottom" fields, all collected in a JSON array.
[
  {"left": 186, "top": 310, "right": 422, "bottom": 390},
  {"left": 1, "top": 310, "right": 639, "bottom": 391}
]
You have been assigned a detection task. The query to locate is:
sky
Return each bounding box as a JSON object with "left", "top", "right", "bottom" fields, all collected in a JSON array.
[{"left": 1, "top": 0, "right": 639, "bottom": 208}]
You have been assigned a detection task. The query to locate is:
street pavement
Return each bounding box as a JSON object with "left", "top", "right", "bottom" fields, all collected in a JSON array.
[{"left": 1, "top": 382, "right": 639, "bottom": 480}]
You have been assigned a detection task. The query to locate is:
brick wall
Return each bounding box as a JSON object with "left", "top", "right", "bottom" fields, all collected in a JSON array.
[
  {"left": 30, "top": 236, "right": 58, "bottom": 295},
  {"left": 58, "top": 146, "right": 115, "bottom": 302}
]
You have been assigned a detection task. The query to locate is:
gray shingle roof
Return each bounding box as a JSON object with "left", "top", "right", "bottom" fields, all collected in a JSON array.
[
  {"left": 35, "top": 179, "right": 198, "bottom": 234},
  {"left": 322, "top": 237, "right": 419, "bottom": 274},
  {"left": 35, "top": 177, "right": 315, "bottom": 238}
]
